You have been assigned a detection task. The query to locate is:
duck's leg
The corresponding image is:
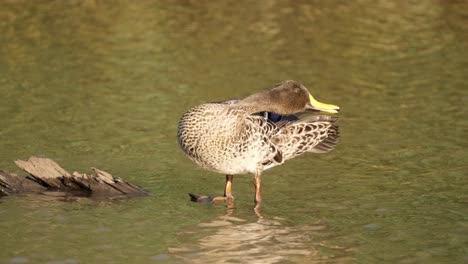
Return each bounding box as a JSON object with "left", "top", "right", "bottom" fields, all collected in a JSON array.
[
  {"left": 253, "top": 172, "right": 263, "bottom": 218},
  {"left": 189, "top": 175, "right": 235, "bottom": 203},
  {"left": 253, "top": 174, "right": 262, "bottom": 204},
  {"left": 224, "top": 175, "right": 234, "bottom": 202},
  {"left": 210, "top": 174, "right": 234, "bottom": 202}
]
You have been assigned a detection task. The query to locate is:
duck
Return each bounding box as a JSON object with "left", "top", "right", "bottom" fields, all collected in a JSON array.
[{"left": 177, "top": 80, "right": 340, "bottom": 208}]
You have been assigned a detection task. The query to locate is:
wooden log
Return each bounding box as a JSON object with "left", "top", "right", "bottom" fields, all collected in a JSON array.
[
  {"left": 0, "top": 157, "right": 147, "bottom": 197},
  {"left": 0, "top": 170, "right": 47, "bottom": 195},
  {"left": 15, "top": 157, "right": 71, "bottom": 189}
]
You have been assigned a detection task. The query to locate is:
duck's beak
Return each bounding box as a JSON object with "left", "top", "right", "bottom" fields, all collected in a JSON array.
[{"left": 306, "top": 94, "right": 340, "bottom": 114}]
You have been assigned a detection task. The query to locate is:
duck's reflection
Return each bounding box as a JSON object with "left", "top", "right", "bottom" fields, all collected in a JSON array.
[{"left": 169, "top": 207, "right": 351, "bottom": 264}]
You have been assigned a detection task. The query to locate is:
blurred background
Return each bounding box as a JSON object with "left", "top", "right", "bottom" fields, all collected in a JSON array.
[{"left": 0, "top": 1, "right": 467, "bottom": 263}]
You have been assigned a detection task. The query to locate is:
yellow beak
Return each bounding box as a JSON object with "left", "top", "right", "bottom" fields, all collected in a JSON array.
[{"left": 308, "top": 94, "right": 340, "bottom": 114}]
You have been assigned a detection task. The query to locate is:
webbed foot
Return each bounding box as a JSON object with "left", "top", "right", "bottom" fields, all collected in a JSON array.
[{"left": 189, "top": 193, "right": 234, "bottom": 203}]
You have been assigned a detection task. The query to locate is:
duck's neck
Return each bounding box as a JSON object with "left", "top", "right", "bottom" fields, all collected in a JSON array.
[{"left": 238, "top": 91, "right": 283, "bottom": 114}]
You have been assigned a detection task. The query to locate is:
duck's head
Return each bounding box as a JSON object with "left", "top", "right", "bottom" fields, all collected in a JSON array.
[{"left": 243, "top": 80, "right": 340, "bottom": 115}]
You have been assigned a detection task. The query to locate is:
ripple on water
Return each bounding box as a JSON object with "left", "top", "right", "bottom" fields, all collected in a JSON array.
[
  {"left": 150, "top": 254, "right": 169, "bottom": 261},
  {"left": 45, "top": 260, "right": 79, "bottom": 264},
  {"left": 9, "top": 258, "right": 28, "bottom": 263},
  {"left": 169, "top": 215, "right": 351, "bottom": 263}
]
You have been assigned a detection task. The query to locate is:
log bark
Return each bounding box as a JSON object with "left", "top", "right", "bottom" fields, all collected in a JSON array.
[{"left": 0, "top": 157, "right": 147, "bottom": 197}]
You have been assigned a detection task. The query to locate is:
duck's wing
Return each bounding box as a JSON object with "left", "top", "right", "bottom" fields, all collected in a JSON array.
[
  {"left": 244, "top": 115, "right": 285, "bottom": 167},
  {"left": 270, "top": 115, "right": 339, "bottom": 161},
  {"left": 243, "top": 113, "right": 339, "bottom": 170}
]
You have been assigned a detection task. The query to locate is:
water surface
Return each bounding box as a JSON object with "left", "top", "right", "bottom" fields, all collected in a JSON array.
[{"left": 0, "top": 1, "right": 467, "bottom": 263}]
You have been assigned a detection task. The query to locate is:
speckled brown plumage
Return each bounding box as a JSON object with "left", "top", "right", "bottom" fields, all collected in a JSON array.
[{"left": 177, "top": 80, "right": 340, "bottom": 207}]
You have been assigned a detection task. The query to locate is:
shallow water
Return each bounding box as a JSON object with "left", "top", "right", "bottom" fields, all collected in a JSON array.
[{"left": 0, "top": 1, "right": 467, "bottom": 263}]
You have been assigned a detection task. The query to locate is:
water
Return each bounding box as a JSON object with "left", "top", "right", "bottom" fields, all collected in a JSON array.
[{"left": 0, "top": 1, "right": 467, "bottom": 263}]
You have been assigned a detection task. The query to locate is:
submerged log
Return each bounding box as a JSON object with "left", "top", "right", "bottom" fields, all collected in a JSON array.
[{"left": 0, "top": 157, "right": 147, "bottom": 197}]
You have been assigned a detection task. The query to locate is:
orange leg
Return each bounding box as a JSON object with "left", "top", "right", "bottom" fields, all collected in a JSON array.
[
  {"left": 253, "top": 174, "right": 261, "bottom": 204},
  {"left": 189, "top": 175, "right": 235, "bottom": 203},
  {"left": 253, "top": 174, "right": 263, "bottom": 218},
  {"left": 224, "top": 175, "right": 234, "bottom": 202}
]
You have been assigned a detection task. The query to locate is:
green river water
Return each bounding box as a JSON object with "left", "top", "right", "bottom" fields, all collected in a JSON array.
[{"left": 0, "top": 1, "right": 467, "bottom": 263}]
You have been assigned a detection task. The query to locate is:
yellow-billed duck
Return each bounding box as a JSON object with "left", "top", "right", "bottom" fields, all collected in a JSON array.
[{"left": 178, "top": 80, "right": 340, "bottom": 208}]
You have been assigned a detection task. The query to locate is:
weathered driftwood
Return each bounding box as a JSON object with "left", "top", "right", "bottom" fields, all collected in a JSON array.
[{"left": 0, "top": 157, "right": 147, "bottom": 197}]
